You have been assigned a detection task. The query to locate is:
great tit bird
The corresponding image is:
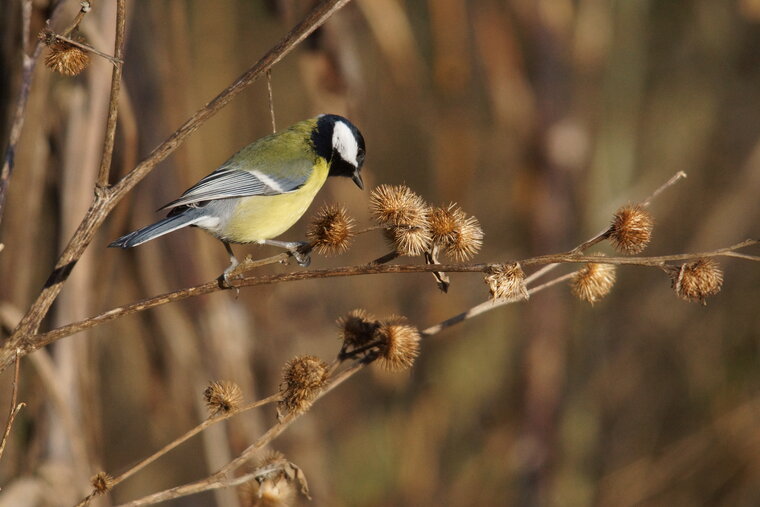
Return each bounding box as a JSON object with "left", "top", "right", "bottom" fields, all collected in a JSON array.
[{"left": 109, "top": 114, "right": 365, "bottom": 281}]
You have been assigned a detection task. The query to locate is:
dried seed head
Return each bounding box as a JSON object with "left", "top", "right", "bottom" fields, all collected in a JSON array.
[
  {"left": 609, "top": 204, "right": 654, "bottom": 254},
  {"left": 279, "top": 355, "right": 329, "bottom": 416},
  {"left": 369, "top": 184, "right": 429, "bottom": 227},
  {"left": 572, "top": 262, "right": 616, "bottom": 304},
  {"left": 671, "top": 258, "right": 723, "bottom": 304},
  {"left": 387, "top": 223, "right": 432, "bottom": 256},
  {"left": 203, "top": 380, "right": 243, "bottom": 416},
  {"left": 90, "top": 472, "right": 114, "bottom": 495},
  {"left": 375, "top": 317, "right": 421, "bottom": 371},
  {"left": 484, "top": 263, "right": 529, "bottom": 301},
  {"left": 43, "top": 32, "right": 90, "bottom": 76},
  {"left": 241, "top": 452, "right": 311, "bottom": 506},
  {"left": 337, "top": 309, "right": 379, "bottom": 349},
  {"left": 429, "top": 204, "right": 483, "bottom": 261},
  {"left": 307, "top": 204, "right": 355, "bottom": 255}
]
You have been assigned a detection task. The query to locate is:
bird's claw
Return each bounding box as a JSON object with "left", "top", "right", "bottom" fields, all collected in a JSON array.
[{"left": 291, "top": 242, "right": 311, "bottom": 267}]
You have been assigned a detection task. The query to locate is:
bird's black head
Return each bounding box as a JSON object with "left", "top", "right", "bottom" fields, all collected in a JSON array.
[{"left": 312, "top": 114, "right": 366, "bottom": 189}]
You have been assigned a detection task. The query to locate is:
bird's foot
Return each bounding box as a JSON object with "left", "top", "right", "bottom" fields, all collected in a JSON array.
[
  {"left": 290, "top": 242, "right": 311, "bottom": 267},
  {"left": 219, "top": 255, "right": 240, "bottom": 296},
  {"left": 261, "top": 240, "right": 311, "bottom": 267}
]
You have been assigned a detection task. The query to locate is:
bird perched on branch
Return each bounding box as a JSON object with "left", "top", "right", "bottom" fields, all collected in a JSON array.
[{"left": 109, "top": 114, "right": 366, "bottom": 283}]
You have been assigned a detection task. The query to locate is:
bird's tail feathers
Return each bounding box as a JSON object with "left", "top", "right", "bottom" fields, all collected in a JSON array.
[{"left": 109, "top": 211, "right": 203, "bottom": 248}]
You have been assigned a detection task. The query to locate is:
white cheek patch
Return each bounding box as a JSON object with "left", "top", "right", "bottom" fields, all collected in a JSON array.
[{"left": 332, "top": 121, "right": 359, "bottom": 167}]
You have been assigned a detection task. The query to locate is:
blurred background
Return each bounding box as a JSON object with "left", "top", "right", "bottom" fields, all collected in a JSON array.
[{"left": 2, "top": 0, "right": 760, "bottom": 505}]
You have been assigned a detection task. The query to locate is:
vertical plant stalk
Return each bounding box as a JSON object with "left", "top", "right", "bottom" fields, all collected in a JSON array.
[
  {"left": 0, "top": 350, "right": 25, "bottom": 464},
  {"left": 95, "top": 0, "right": 126, "bottom": 189},
  {"left": 3, "top": 0, "right": 355, "bottom": 371}
]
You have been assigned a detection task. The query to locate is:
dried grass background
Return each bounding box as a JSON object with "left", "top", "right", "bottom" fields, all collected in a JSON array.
[{"left": 2, "top": 0, "right": 760, "bottom": 505}]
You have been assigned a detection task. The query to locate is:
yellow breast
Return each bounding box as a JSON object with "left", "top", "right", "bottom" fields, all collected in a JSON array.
[{"left": 222, "top": 159, "right": 329, "bottom": 243}]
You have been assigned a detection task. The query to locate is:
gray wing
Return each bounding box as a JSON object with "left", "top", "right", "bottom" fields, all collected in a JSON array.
[{"left": 159, "top": 163, "right": 310, "bottom": 211}]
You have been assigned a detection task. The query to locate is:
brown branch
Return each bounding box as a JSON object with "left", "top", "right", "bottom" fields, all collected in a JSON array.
[
  {"left": 49, "top": 32, "right": 123, "bottom": 66},
  {"left": 2, "top": 0, "right": 356, "bottom": 373},
  {"left": 27, "top": 238, "right": 759, "bottom": 352},
  {"left": 266, "top": 69, "right": 276, "bottom": 133},
  {"left": 0, "top": 350, "right": 26, "bottom": 465},
  {"left": 421, "top": 271, "right": 577, "bottom": 337},
  {"left": 96, "top": 0, "right": 126, "bottom": 188}
]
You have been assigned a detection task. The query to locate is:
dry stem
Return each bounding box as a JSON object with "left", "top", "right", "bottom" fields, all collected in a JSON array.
[
  {"left": 27, "top": 239, "right": 758, "bottom": 353},
  {"left": 0, "top": 350, "right": 25, "bottom": 466}
]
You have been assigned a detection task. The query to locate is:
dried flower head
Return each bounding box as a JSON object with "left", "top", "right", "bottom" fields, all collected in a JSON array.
[
  {"left": 337, "top": 309, "right": 380, "bottom": 350},
  {"left": 670, "top": 258, "right": 723, "bottom": 304},
  {"left": 484, "top": 263, "right": 529, "bottom": 301},
  {"left": 203, "top": 380, "right": 243, "bottom": 416},
  {"left": 279, "top": 355, "right": 329, "bottom": 416},
  {"left": 369, "top": 184, "right": 429, "bottom": 226},
  {"left": 90, "top": 472, "right": 114, "bottom": 495},
  {"left": 42, "top": 31, "right": 90, "bottom": 76},
  {"left": 429, "top": 204, "right": 483, "bottom": 261},
  {"left": 572, "top": 262, "right": 616, "bottom": 304},
  {"left": 370, "top": 185, "right": 432, "bottom": 256},
  {"left": 609, "top": 204, "right": 654, "bottom": 254},
  {"left": 307, "top": 204, "right": 355, "bottom": 255},
  {"left": 375, "top": 317, "right": 421, "bottom": 371},
  {"left": 387, "top": 223, "right": 432, "bottom": 256},
  {"left": 241, "top": 452, "right": 311, "bottom": 506}
]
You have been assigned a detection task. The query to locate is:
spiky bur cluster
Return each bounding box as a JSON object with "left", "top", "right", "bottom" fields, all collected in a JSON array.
[
  {"left": 39, "top": 30, "right": 90, "bottom": 76},
  {"left": 669, "top": 258, "right": 723, "bottom": 304},
  {"left": 239, "top": 451, "right": 311, "bottom": 506},
  {"left": 337, "top": 309, "right": 381, "bottom": 351},
  {"left": 278, "top": 356, "right": 329, "bottom": 417},
  {"left": 307, "top": 204, "right": 355, "bottom": 255},
  {"left": 429, "top": 204, "right": 484, "bottom": 261},
  {"left": 369, "top": 185, "right": 483, "bottom": 260},
  {"left": 484, "top": 263, "right": 529, "bottom": 301},
  {"left": 337, "top": 310, "right": 421, "bottom": 371},
  {"left": 203, "top": 380, "right": 243, "bottom": 416},
  {"left": 90, "top": 472, "right": 114, "bottom": 495},
  {"left": 608, "top": 204, "right": 654, "bottom": 254},
  {"left": 572, "top": 262, "right": 617, "bottom": 304}
]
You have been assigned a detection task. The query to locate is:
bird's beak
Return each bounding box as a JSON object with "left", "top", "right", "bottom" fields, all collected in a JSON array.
[{"left": 351, "top": 171, "right": 364, "bottom": 190}]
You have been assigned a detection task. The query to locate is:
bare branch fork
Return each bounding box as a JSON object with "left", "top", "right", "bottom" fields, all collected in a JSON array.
[{"left": 1, "top": 0, "right": 356, "bottom": 372}]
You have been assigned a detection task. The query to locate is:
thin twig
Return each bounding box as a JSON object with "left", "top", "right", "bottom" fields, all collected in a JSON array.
[
  {"left": 50, "top": 32, "right": 123, "bottom": 66},
  {"left": 641, "top": 171, "right": 687, "bottom": 207},
  {"left": 421, "top": 272, "right": 576, "bottom": 337},
  {"left": 95, "top": 0, "right": 127, "bottom": 189},
  {"left": 0, "top": 350, "right": 26, "bottom": 464},
  {"left": 61, "top": 0, "right": 95, "bottom": 37},
  {"left": 267, "top": 69, "right": 276, "bottom": 133}
]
